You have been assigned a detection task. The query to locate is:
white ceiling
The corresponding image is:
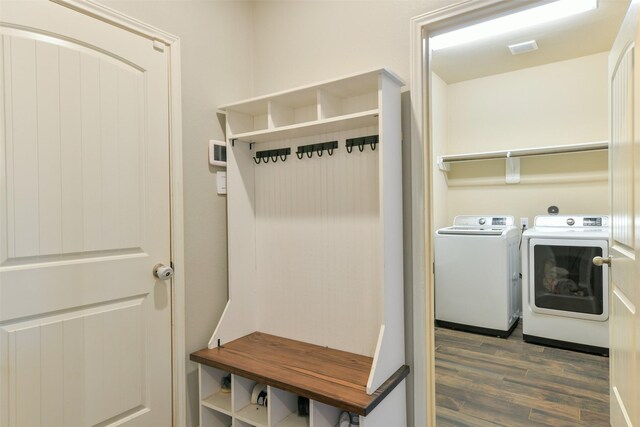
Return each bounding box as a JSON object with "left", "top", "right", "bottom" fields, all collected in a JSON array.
[{"left": 431, "top": 0, "right": 630, "bottom": 84}]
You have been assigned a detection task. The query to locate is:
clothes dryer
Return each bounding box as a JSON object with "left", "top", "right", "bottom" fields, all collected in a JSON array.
[
  {"left": 435, "top": 215, "right": 521, "bottom": 337},
  {"left": 521, "top": 215, "right": 609, "bottom": 355}
]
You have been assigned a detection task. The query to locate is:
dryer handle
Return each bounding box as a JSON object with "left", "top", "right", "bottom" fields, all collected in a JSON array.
[{"left": 593, "top": 256, "right": 612, "bottom": 267}]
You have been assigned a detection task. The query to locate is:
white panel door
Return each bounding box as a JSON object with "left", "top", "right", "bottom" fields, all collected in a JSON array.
[
  {"left": 0, "top": 1, "right": 173, "bottom": 426},
  {"left": 608, "top": 2, "right": 639, "bottom": 426}
]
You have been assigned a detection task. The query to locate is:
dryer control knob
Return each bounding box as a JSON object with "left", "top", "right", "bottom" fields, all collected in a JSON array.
[
  {"left": 479, "top": 218, "right": 486, "bottom": 225},
  {"left": 567, "top": 218, "right": 575, "bottom": 226}
]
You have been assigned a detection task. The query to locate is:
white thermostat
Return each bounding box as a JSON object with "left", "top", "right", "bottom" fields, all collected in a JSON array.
[{"left": 209, "top": 140, "right": 227, "bottom": 167}]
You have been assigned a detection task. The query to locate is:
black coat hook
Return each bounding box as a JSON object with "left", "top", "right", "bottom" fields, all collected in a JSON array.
[
  {"left": 296, "top": 141, "right": 337, "bottom": 159},
  {"left": 346, "top": 135, "right": 378, "bottom": 154},
  {"left": 255, "top": 147, "right": 291, "bottom": 164}
]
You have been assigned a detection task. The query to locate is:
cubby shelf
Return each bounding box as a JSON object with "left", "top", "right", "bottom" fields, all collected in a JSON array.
[
  {"left": 230, "top": 110, "right": 379, "bottom": 144},
  {"left": 236, "top": 404, "right": 268, "bottom": 427},
  {"left": 276, "top": 413, "right": 309, "bottom": 427},
  {"left": 202, "top": 391, "right": 232, "bottom": 415}
]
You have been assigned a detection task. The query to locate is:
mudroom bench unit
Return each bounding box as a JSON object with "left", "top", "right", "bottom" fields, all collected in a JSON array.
[
  {"left": 190, "top": 333, "right": 410, "bottom": 427},
  {"left": 191, "top": 68, "right": 408, "bottom": 427}
]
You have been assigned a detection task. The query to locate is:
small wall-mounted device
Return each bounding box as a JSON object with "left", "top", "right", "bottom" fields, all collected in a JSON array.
[{"left": 209, "top": 140, "right": 227, "bottom": 167}]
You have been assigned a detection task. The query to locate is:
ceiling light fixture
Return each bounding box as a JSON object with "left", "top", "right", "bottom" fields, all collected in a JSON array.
[{"left": 429, "top": 0, "right": 598, "bottom": 51}]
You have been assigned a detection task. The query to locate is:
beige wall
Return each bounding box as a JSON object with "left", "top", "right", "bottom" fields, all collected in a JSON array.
[
  {"left": 447, "top": 52, "right": 609, "bottom": 152},
  {"left": 435, "top": 52, "right": 609, "bottom": 227},
  {"left": 431, "top": 73, "right": 449, "bottom": 231},
  {"left": 252, "top": 0, "right": 457, "bottom": 94},
  {"left": 100, "top": 2, "right": 253, "bottom": 426}
]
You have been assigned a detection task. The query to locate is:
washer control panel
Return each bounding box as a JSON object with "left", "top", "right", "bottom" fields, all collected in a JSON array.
[{"left": 453, "top": 215, "right": 515, "bottom": 227}]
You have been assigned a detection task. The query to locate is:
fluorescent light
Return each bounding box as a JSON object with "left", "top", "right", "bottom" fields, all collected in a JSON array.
[{"left": 430, "top": 0, "right": 597, "bottom": 51}]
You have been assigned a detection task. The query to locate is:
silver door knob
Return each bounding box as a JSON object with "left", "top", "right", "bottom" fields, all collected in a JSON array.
[
  {"left": 153, "top": 264, "right": 174, "bottom": 280},
  {"left": 593, "top": 256, "right": 612, "bottom": 267}
]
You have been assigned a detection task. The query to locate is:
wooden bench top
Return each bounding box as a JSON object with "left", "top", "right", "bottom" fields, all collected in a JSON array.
[{"left": 190, "top": 332, "right": 409, "bottom": 416}]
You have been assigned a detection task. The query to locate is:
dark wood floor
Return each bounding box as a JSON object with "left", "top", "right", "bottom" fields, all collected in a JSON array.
[{"left": 435, "top": 323, "right": 610, "bottom": 426}]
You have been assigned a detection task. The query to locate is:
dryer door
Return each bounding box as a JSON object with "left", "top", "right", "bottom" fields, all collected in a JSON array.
[{"left": 528, "top": 238, "right": 609, "bottom": 321}]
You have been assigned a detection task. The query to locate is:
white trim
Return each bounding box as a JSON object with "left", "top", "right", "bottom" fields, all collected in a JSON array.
[
  {"left": 169, "top": 39, "right": 187, "bottom": 427},
  {"left": 48, "top": 1, "right": 186, "bottom": 426},
  {"left": 50, "top": 0, "right": 178, "bottom": 44},
  {"left": 409, "top": 2, "right": 506, "bottom": 426}
]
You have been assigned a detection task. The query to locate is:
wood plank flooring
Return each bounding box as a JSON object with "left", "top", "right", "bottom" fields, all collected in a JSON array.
[{"left": 435, "top": 323, "right": 609, "bottom": 426}]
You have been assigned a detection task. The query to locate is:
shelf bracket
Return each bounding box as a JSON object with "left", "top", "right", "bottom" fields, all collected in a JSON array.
[
  {"left": 505, "top": 153, "right": 520, "bottom": 184},
  {"left": 437, "top": 156, "right": 450, "bottom": 172}
]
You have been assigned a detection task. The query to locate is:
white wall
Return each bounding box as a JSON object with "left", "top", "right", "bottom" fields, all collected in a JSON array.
[
  {"left": 440, "top": 53, "right": 609, "bottom": 225},
  {"left": 99, "top": 2, "right": 254, "bottom": 426}
]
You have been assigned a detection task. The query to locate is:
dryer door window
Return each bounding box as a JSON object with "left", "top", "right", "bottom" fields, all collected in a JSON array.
[{"left": 529, "top": 238, "right": 609, "bottom": 321}]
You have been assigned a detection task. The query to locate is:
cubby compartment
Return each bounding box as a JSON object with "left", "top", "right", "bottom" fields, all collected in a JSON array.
[
  {"left": 268, "top": 91, "right": 318, "bottom": 128},
  {"left": 201, "top": 405, "right": 232, "bottom": 427},
  {"left": 226, "top": 101, "right": 269, "bottom": 135},
  {"left": 310, "top": 401, "right": 341, "bottom": 427},
  {"left": 235, "top": 419, "right": 257, "bottom": 427},
  {"left": 317, "top": 77, "right": 378, "bottom": 120},
  {"left": 270, "top": 388, "right": 309, "bottom": 427},
  {"left": 199, "top": 365, "right": 232, "bottom": 416},
  {"left": 233, "top": 376, "right": 268, "bottom": 427}
]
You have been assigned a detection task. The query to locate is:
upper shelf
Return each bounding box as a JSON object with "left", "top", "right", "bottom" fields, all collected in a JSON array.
[
  {"left": 229, "top": 110, "right": 379, "bottom": 144},
  {"left": 220, "top": 68, "right": 404, "bottom": 142},
  {"left": 437, "top": 141, "right": 609, "bottom": 171}
]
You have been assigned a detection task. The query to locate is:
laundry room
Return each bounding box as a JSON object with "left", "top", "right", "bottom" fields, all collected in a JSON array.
[{"left": 429, "top": 1, "right": 628, "bottom": 425}]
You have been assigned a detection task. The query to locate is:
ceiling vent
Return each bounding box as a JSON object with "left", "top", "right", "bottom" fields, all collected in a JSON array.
[{"left": 508, "top": 40, "right": 539, "bottom": 55}]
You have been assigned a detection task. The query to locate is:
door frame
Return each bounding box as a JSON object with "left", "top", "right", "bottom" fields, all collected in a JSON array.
[
  {"left": 48, "top": 0, "right": 186, "bottom": 425},
  {"left": 409, "top": 1, "right": 532, "bottom": 426}
]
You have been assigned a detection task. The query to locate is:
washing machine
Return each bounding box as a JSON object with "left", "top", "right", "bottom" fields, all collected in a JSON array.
[
  {"left": 435, "top": 215, "right": 521, "bottom": 337},
  {"left": 521, "top": 215, "right": 609, "bottom": 355}
]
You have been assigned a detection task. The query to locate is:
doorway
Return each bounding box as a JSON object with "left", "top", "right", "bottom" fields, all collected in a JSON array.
[{"left": 410, "top": 1, "right": 629, "bottom": 425}]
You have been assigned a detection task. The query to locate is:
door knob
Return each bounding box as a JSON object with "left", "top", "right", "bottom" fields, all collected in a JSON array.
[
  {"left": 153, "top": 264, "right": 174, "bottom": 280},
  {"left": 593, "top": 256, "right": 612, "bottom": 267}
]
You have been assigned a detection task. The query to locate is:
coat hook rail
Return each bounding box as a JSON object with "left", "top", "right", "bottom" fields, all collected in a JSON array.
[
  {"left": 346, "top": 135, "right": 378, "bottom": 153},
  {"left": 296, "top": 141, "right": 338, "bottom": 159},
  {"left": 254, "top": 147, "right": 291, "bottom": 164}
]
